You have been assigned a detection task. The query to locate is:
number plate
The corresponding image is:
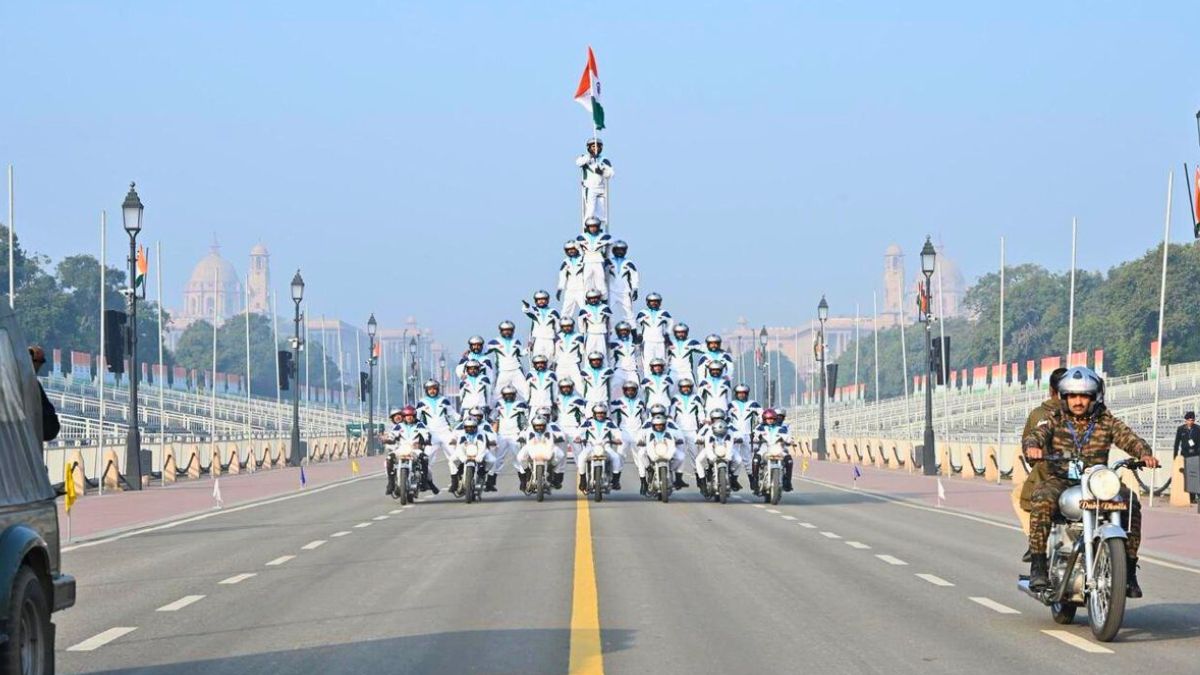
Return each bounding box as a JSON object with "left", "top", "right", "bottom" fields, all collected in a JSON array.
[{"left": 1078, "top": 499, "right": 1126, "bottom": 511}]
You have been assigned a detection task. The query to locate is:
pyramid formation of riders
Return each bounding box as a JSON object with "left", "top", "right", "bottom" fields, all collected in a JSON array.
[{"left": 383, "top": 137, "right": 796, "bottom": 501}]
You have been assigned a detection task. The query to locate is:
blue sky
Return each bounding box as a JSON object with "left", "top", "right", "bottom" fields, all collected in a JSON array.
[{"left": 3, "top": 2, "right": 1199, "bottom": 348}]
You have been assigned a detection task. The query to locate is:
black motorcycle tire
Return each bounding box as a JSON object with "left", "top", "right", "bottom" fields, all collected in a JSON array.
[
  {"left": 593, "top": 464, "right": 604, "bottom": 503},
  {"left": 536, "top": 464, "right": 546, "bottom": 503},
  {"left": 1089, "top": 538, "right": 1128, "bottom": 642},
  {"left": 717, "top": 465, "right": 729, "bottom": 504},
  {"left": 398, "top": 467, "right": 411, "bottom": 506},
  {"left": 658, "top": 465, "right": 670, "bottom": 504},
  {"left": 464, "top": 464, "right": 477, "bottom": 504},
  {"left": 1050, "top": 601, "right": 1078, "bottom": 625},
  {"left": 769, "top": 467, "right": 782, "bottom": 505}
]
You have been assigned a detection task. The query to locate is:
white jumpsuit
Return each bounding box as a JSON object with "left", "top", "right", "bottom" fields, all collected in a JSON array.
[
  {"left": 514, "top": 428, "right": 566, "bottom": 474},
  {"left": 672, "top": 393, "right": 704, "bottom": 465},
  {"left": 608, "top": 337, "right": 640, "bottom": 394},
  {"left": 696, "top": 349, "right": 735, "bottom": 375},
  {"left": 577, "top": 303, "right": 611, "bottom": 357},
  {"left": 458, "top": 373, "right": 492, "bottom": 412},
  {"left": 522, "top": 301, "right": 560, "bottom": 360},
  {"left": 607, "top": 257, "right": 639, "bottom": 324},
  {"left": 448, "top": 430, "right": 496, "bottom": 476},
  {"left": 554, "top": 332, "right": 585, "bottom": 383},
  {"left": 556, "top": 396, "right": 588, "bottom": 462},
  {"left": 525, "top": 369, "right": 558, "bottom": 413},
  {"left": 557, "top": 255, "right": 587, "bottom": 321},
  {"left": 641, "top": 372, "right": 674, "bottom": 411},
  {"left": 635, "top": 427, "right": 685, "bottom": 478},
  {"left": 486, "top": 336, "right": 528, "bottom": 399},
  {"left": 728, "top": 398, "right": 763, "bottom": 467},
  {"left": 580, "top": 365, "right": 613, "bottom": 410},
  {"left": 611, "top": 395, "right": 645, "bottom": 461},
  {"left": 699, "top": 375, "right": 732, "bottom": 416},
  {"left": 455, "top": 350, "right": 495, "bottom": 383},
  {"left": 415, "top": 395, "right": 459, "bottom": 463},
  {"left": 667, "top": 337, "right": 700, "bottom": 387},
  {"left": 575, "top": 419, "right": 623, "bottom": 476},
  {"left": 576, "top": 154, "right": 614, "bottom": 227},
  {"left": 694, "top": 431, "right": 744, "bottom": 477},
  {"left": 636, "top": 308, "right": 673, "bottom": 371},
  {"left": 575, "top": 231, "right": 612, "bottom": 298},
  {"left": 492, "top": 399, "right": 528, "bottom": 475}
]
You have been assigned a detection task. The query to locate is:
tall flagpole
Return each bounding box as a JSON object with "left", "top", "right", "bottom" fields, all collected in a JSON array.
[
  {"left": 337, "top": 325, "right": 345, "bottom": 414},
  {"left": 1149, "top": 171, "right": 1173, "bottom": 508},
  {"left": 98, "top": 212, "right": 106, "bottom": 495},
  {"left": 7, "top": 165, "right": 13, "bottom": 308},
  {"left": 211, "top": 266, "right": 220, "bottom": 464},
  {"left": 900, "top": 286, "right": 912, "bottom": 434},
  {"left": 303, "top": 303, "right": 311, "bottom": 426},
  {"left": 245, "top": 281, "right": 252, "bottom": 442},
  {"left": 356, "top": 328, "right": 364, "bottom": 418},
  {"left": 996, "top": 236, "right": 1006, "bottom": 484},
  {"left": 321, "top": 315, "right": 330, "bottom": 413},
  {"left": 793, "top": 330, "right": 800, "bottom": 407},
  {"left": 1067, "top": 217, "right": 1077, "bottom": 361},
  {"left": 271, "top": 290, "right": 282, "bottom": 436},
  {"left": 872, "top": 292, "right": 880, "bottom": 405},
  {"left": 156, "top": 241, "right": 165, "bottom": 480},
  {"left": 937, "top": 257, "right": 950, "bottom": 438},
  {"left": 382, "top": 337, "right": 391, "bottom": 414},
  {"left": 853, "top": 304, "right": 861, "bottom": 408}
]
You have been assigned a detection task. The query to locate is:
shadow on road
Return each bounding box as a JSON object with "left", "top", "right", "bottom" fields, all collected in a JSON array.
[
  {"left": 1119, "top": 603, "right": 1200, "bottom": 643},
  {"left": 88, "top": 628, "right": 636, "bottom": 674}
]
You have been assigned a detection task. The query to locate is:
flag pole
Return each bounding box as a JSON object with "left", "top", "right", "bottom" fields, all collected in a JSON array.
[
  {"left": 7, "top": 164, "right": 13, "bottom": 308},
  {"left": 211, "top": 266, "right": 219, "bottom": 473},
  {"left": 1067, "top": 217, "right": 1077, "bottom": 361},
  {"left": 321, "top": 315, "right": 330, "bottom": 413},
  {"left": 872, "top": 292, "right": 880, "bottom": 406},
  {"left": 245, "top": 280, "right": 252, "bottom": 444},
  {"left": 271, "top": 290, "right": 282, "bottom": 438},
  {"left": 936, "top": 254, "right": 950, "bottom": 439},
  {"left": 382, "top": 335, "right": 391, "bottom": 413},
  {"left": 1150, "top": 170, "right": 1173, "bottom": 508},
  {"left": 157, "top": 241, "right": 165, "bottom": 484},
  {"left": 98, "top": 211, "right": 106, "bottom": 496},
  {"left": 996, "top": 236, "right": 1006, "bottom": 485},
  {"left": 899, "top": 285, "right": 911, "bottom": 437}
]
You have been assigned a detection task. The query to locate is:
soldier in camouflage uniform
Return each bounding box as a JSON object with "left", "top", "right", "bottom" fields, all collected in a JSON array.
[
  {"left": 1016, "top": 367, "right": 1069, "bottom": 563},
  {"left": 1022, "top": 367, "right": 1159, "bottom": 598}
]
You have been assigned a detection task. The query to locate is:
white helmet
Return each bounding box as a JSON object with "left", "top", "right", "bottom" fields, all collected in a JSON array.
[
  {"left": 498, "top": 320, "right": 515, "bottom": 332},
  {"left": 500, "top": 385, "right": 518, "bottom": 398},
  {"left": 1057, "top": 367, "right": 1102, "bottom": 398},
  {"left": 587, "top": 351, "right": 605, "bottom": 363},
  {"left": 533, "top": 289, "right": 551, "bottom": 302}
]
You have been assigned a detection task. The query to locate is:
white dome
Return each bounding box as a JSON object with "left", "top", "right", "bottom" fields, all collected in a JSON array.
[
  {"left": 250, "top": 242, "right": 269, "bottom": 256},
  {"left": 187, "top": 244, "right": 240, "bottom": 288}
]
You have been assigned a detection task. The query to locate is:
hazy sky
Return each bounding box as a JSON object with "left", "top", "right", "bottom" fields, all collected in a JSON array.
[{"left": 4, "top": 2, "right": 1200, "bottom": 348}]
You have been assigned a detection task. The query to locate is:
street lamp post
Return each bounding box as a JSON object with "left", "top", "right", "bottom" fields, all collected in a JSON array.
[
  {"left": 408, "top": 337, "right": 418, "bottom": 406},
  {"left": 758, "top": 326, "right": 769, "bottom": 408},
  {"left": 122, "top": 183, "right": 144, "bottom": 489},
  {"left": 438, "top": 355, "right": 447, "bottom": 387},
  {"left": 367, "top": 313, "right": 378, "bottom": 455},
  {"left": 920, "top": 237, "right": 938, "bottom": 476},
  {"left": 289, "top": 270, "right": 305, "bottom": 466},
  {"left": 816, "top": 295, "right": 829, "bottom": 461}
]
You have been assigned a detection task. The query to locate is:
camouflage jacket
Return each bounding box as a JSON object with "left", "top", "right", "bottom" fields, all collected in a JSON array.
[
  {"left": 1021, "top": 398, "right": 1059, "bottom": 442},
  {"left": 1022, "top": 404, "right": 1152, "bottom": 473}
]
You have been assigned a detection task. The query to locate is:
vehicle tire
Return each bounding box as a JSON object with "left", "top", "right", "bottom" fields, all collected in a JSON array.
[
  {"left": 658, "top": 465, "right": 670, "bottom": 504},
  {"left": 770, "top": 467, "right": 782, "bottom": 506},
  {"left": 593, "top": 464, "right": 604, "bottom": 503},
  {"left": 464, "top": 465, "right": 477, "bottom": 504},
  {"left": 398, "top": 467, "right": 411, "bottom": 506},
  {"left": 1050, "top": 602, "right": 1078, "bottom": 625},
  {"left": 536, "top": 464, "right": 546, "bottom": 503},
  {"left": 2, "top": 566, "right": 53, "bottom": 675},
  {"left": 1089, "top": 538, "right": 1128, "bottom": 642},
  {"left": 717, "top": 465, "right": 729, "bottom": 504}
]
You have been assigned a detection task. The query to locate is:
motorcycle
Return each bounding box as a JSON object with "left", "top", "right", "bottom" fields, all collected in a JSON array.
[
  {"left": 455, "top": 440, "right": 490, "bottom": 504},
  {"left": 699, "top": 437, "right": 740, "bottom": 504},
  {"left": 1018, "top": 457, "right": 1144, "bottom": 642},
  {"left": 642, "top": 439, "right": 677, "bottom": 503},
  {"left": 389, "top": 440, "right": 425, "bottom": 505},
  {"left": 755, "top": 438, "right": 787, "bottom": 505},
  {"left": 577, "top": 440, "right": 614, "bottom": 503},
  {"left": 523, "top": 438, "right": 558, "bottom": 502}
]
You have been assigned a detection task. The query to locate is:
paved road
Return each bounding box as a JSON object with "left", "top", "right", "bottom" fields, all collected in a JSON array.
[{"left": 54, "top": 469, "right": 1200, "bottom": 674}]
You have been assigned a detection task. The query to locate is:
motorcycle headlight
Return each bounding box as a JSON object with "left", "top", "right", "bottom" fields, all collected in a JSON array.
[
  {"left": 1087, "top": 467, "right": 1122, "bottom": 501},
  {"left": 713, "top": 445, "right": 728, "bottom": 458}
]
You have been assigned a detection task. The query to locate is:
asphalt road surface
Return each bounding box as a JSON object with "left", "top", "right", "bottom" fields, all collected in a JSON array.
[{"left": 54, "top": 470, "right": 1200, "bottom": 674}]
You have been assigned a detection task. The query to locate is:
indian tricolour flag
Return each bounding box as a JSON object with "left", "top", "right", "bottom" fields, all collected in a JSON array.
[
  {"left": 573, "top": 46, "right": 605, "bottom": 131},
  {"left": 135, "top": 245, "right": 148, "bottom": 290}
]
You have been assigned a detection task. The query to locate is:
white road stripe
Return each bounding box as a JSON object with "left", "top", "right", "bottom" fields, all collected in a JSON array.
[
  {"left": 1042, "top": 630, "right": 1113, "bottom": 654},
  {"left": 157, "top": 595, "right": 205, "bottom": 612},
  {"left": 372, "top": 515, "right": 389, "bottom": 521},
  {"left": 219, "top": 573, "right": 256, "bottom": 585},
  {"left": 266, "top": 555, "right": 295, "bottom": 566},
  {"left": 915, "top": 573, "right": 954, "bottom": 587},
  {"left": 753, "top": 504, "right": 766, "bottom": 509},
  {"left": 331, "top": 531, "right": 352, "bottom": 537},
  {"left": 846, "top": 541, "right": 871, "bottom": 549},
  {"left": 402, "top": 504, "right": 415, "bottom": 509},
  {"left": 781, "top": 515, "right": 797, "bottom": 521},
  {"left": 389, "top": 509, "right": 404, "bottom": 514},
  {"left": 820, "top": 531, "right": 842, "bottom": 539},
  {"left": 354, "top": 522, "right": 372, "bottom": 528},
  {"left": 766, "top": 509, "right": 781, "bottom": 514},
  {"left": 969, "top": 597, "right": 1020, "bottom": 614},
  {"left": 67, "top": 627, "right": 137, "bottom": 651},
  {"left": 798, "top": 522, "right": 817, "bottom": 529},
  {"left": 876, "top": 554, "right": 908, "bottom": 566},
  {"left": 302, "top": 540, "right": 327, "bottom": 550}
]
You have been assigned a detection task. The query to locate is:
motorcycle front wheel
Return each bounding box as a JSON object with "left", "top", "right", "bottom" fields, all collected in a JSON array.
[
  {"left": 717, "top": 465, "right": 728, "bottom": 504},
  {"left": 769, "top": 467, "right": 782, "bottom": 505},
  {"left": 464, "top": 465, "right": 477, "bottom": 504},
  {"left": 593, "top": 464, "right": 605, "bottom": 503},
  {"left": 658, "top": 465, "right": 670, "bottom": 504},
  {"left": 536, "top": 464, "right": 546, "bottom": 502},
  {"left": 1089, "top": 538, "right": 1128, "bottom": 642},
  {"left": 398, "top": 467, "right": 411, "bottom": 506}
]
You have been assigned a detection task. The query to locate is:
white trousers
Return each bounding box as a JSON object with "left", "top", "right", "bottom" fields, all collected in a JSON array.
[
  {"left": 611, "top": 290, "right": 634, "bottom": 324},
  {"left": 582, "top": 262, "right": 607, "bottom": 297},
  {"left": 562, "top": 285, "right": 586, "bottom": 321},
  {"left": 642, "top": 341, "right": 666, "bottom": 372},
  {"left": 514, "top": 444, "right": 566, "bottom": 473},
  {"left": 694, "top": 444, "right": 744, "bottom": 476},
  {"left": 584, "top": 332, "right": 607, "bottom": 357},
  {"left": 610, "top": 368, "right": 638, "bottom": 395},
  {"left": 576, "top": 444, "right": 623, "bottom": 475},
  {"left": 633, "top": 444, "right": 684, "bottom": 478},
  {"left": 530, "top": 335, "right": 556, "bottom": 360},
  {"left": 583, "top": 188, "right": 608, "bottom": 226},
  {"left": 447, "top": 448, "right": 496, "bottom": 474},
  {"left": 492, "top": 435, "right": 520, "bottom": 475},
  {"left": 495, "top": 370, "right": 529, "bottom": 399}
]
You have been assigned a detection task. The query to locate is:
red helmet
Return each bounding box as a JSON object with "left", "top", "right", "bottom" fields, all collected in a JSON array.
[
  {"left": 401, "top": 405, "right": 417, "bottom": 417},
  {"left": 762, "top": 409, "right": 779, "bottom": 423}
]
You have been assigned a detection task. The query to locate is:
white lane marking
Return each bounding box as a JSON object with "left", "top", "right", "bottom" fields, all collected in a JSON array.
[
  {"left": 766, "top": 509, "right": 781, "bottom": 514},
  {"left": 820, "top": 531, "right": 842, "bottom": 539},
  {"left": 331, "top": 531, "right": 352, "bottom": 538},
  {"left": 67, "top": 627, "right": 137, "bottom": 651},
  {"left": 389, "top": 509, "right": 404, "bottom": 514},
  {"left": 876, "top": 554, "right": 908, "bottom": 566},
  {"left": 157, "top": 595, "right": 205, "bottom": 612},
  {"left": 219, "top": 573, "right": 256, "bottom": 585},
  {"left": 266, "top": 555, "right": 295, "bottom": 566},
  {"left": 302, "top": 540, "right": 327, "bottom": 550},
  {"left": 373, "top": 515, "right": 390, "bottom": 521},
  {"left": 63, "top": 471, "right": 380, "bottom": 552},
  {"left": 916, "top": 573, "right": 954, "bottom": 587},
  {"left": 753, "top": 505, "right": 766, "bottom": 509},
  {"left": 970, "top": 597, "right": 1020, "bottom": 614},
  {"left": 846, "top": 541, "right": 871, "bottom": 549},
  {"left": 402, "top": 504, "right": 415, "bottom": 509},
  {"left": 781, "top": 515, "right": 797, "bottom": 521},
  {"left": 798, "top": 522, "right": 817, "bottom": 529},
  {"left": 1042, "top": 630, "right": 1113, "bottom": 654},
  {"left": 354, "top": 522, "right": 372, "bottom": 528}
]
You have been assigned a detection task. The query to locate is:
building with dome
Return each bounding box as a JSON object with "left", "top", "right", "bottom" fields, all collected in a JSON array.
[{"left": 173, "top": 239, "right": 245, "bottom": 333}]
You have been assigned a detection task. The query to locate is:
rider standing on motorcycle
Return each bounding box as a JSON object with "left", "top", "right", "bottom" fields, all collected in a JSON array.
[
  {"left": 641, "top": 357, "right": 674, "bottom": 411},
  {"left": 487, "top": 321, "right": 528, "bottom": 399},
  {"left": 555, "top": 317, "right": 586, "bottom": 383},
  {"left": 667, "top": 323, "right": 701, "bottom": 386},
  {"left": 728, "top": 384, "right": 763, "bottom": 470},
  {"left": 696, "top": 334, "right": 735, "bottom": 374},
  {"left": 609, "top": 321, "right": 641, "bottom": 394},
  {"left": 577, "top": 138, "right": 614, "bottom": 228},
  {"left": 576, "top": 403, "right": 624, "bottom": 491},
  {"left": 491, "top": 385, "right": 529, "bottom": 493},
  {"left": 415, "top": 380, "right": 457, "bottom": 483},
  {"left": 1022, "top": 366, "right": 1159, "bottom": 597},
  {"left": 515, "top": 415, "right": 567, "bottom": 492},
  {"left": 698, "top": 360, "right": 732, "bottom": 416},
  {"left": 636, "top": 293, "right": 673, "bottom": 372},
  {"left": 672, "top": 378, "right": 704, "bottom": 487},
  {"left": 581, "top": 351, "right": 614, "bottom": 410},
  {"left": 456, "top": 336, "right": 494, "bottom": 382},
  {"left": 458, "top": 360, "right": 492, "bottom": 413},
  {"left": 752, "top": 409, "right": 794, "bottom": 493},
  {"left": 448, "top": 417, "right": 498, "bottom": 495},
  {"left": 576, "top": 217, "right": 612, "bottom": 298},
  {"left": 695, "top": 420, "right": 744, "bottom": 492},
  {"left": 526, "top": 354, "right": 558, "bottom": 412},
  {"left": 578, "top": 289, "right": 611, "bottom": 357},
  {"left": 612, "top": 381, "right": 645, "bottom": 463},
  {"left": 558, "top": 240, "right": 588, "bottom": 321},
  {"left": 382, "top": 406, "right": 438, "bottom": 495},
  {"left": 607, "top": 240, "right": 639, "bottom": 324},
  {"left": 522, "top": 290, "right": 561, "bottom": 361}
]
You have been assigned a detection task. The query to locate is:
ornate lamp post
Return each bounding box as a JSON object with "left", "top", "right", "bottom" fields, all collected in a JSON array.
[
  {"left": 816, "top": 295, "right": 829, "bottom": 461},
  {"left": 439, "top": 355, "right": 447, "bottom": 387},
  {"left": 289, "top": 270, "right": 305, "bottom": 466},
  {"left": 759, "top": 326, "right": 769, "bottom": 408},
  {"left": 920, "top": 237, "right": 938, "bottom": 476},
  {"left": 122, "top": 183, "right": 145, "bottom": 489},
  {"left": 407, "top": 337, "right": 418, "bottom": 406},
  {"left": 366, "top": 313, "right": 378, "bottom": 455}
]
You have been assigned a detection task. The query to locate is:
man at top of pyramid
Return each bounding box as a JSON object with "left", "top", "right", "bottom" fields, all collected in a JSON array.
[{"left": 576, "top": 138, "right": 614, "bottom": 230}]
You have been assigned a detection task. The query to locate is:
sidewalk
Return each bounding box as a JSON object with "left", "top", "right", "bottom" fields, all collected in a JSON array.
[
  {"left": 58, "top": 455, "right": 385, "bottom": 542},
  {"left": 801, "top": 459, "right": 1200, "bottom": 566}
]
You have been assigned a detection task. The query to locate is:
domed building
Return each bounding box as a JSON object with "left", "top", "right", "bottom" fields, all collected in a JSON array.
[
  {"left": 173, "top": 239, "right": 244, "bottom": 331},
  {"left": 911, "top": 244, "right": 966, "bottom": 320}
]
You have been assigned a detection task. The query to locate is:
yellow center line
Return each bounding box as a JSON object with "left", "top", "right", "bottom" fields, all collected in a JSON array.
[{"left": 568, "top": 494, "right": 605, "bottom": 674}]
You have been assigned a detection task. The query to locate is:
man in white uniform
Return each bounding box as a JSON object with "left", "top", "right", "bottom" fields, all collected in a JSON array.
[
  {"left": 606, "top": 240, "right": 639, "bottom": 324},
  {"left": 557, "top": 240, "right": 587, "bottom": 321},
  {"left": 577, "top": 289, "right": 611, "bottom": 357},
  {"left": 575, "top": 218, "right": 611, "bottom": 299},
  {"left": 575, "top": 138, "right": 614, "bottom": 228},
  {"left": 522, "top": 290, "right": 560, "bottom": 360},
  {"left": 486, "top": 320, "right": 528, "bottom": 399},
  {"left": 667, "top": 323, "right": 701, "bottom": 388},
  {"left": 608, "top": 321, "right": 640, "bottom": 394},
  {"left": 515, "top": 415, "right": 567, "bottom": 492},
  {"left": 636, "top": 293, "right": 672, "bottom": 372},
  {"left": 490, "top": 385, "right": 529, "bottom": 492},
  {"left": 525, "top": 355, "right": 557, "bottom": 412},
  {"left": 555, "top": 317, "right": 586, "bottom": 384}
]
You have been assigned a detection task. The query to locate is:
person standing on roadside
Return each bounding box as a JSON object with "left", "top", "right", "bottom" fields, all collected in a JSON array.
[
  {"left": 1175, "top": 411, "right": 1200, "bottom": 504},
  {"left": 30, "top": 346, "right": 60, "bottom": 442}
]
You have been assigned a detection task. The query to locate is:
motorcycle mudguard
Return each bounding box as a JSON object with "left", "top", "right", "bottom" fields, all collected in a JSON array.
[{"left": 1095, "top": 523, "right": 1128, "bottom": 541}]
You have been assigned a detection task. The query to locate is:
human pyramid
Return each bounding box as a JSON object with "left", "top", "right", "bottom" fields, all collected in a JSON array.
[{"left": 383, "top": 137, "right": 796, "bottom": 500}]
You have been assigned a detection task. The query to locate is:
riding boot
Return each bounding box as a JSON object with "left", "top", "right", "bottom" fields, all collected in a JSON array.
[
  {"left": 485, "top": 473, "right": 498, "bottom": 492},
  {"left": 749, "top": 471, "right": 760, "bottom": 493},
  {"left": 674, "top": 472, "right": 689, "bottom": 489},
  {"left": 450, "top": 470, "right": 462, "bottom": 495},
  {"left": 385, "top": 456, "right": 396, "bottom": 496},
  {"left": 611, "top": 472, "right": 621, "bottom": 490},
  {"left": 519, "top": 469, "right": 530, "bottom": 492},
  {"left": 730, "top": 473, "right": 743, "bottom": 491},
  {"left": 1021, "top": 548, "right": 1032, "bottom": 564},
  {"left": 639, "top": 475, "right": 648, "bottom": 496},
  {"left": 695, "top": 474, "right": 707, "bottom": 493},
  {"left": 1126, "top": 557, "right": 1143, "bottom": 598},
  {"left": 1029, "top": 554, "right": 1050, "bottom": 592},
  {"left": 783, "top": 456, "right": 795, "bottom": 492},
  {"left": 551, "top": 472, "right": 565, "bottom": 489},
  {"left": 578, "top": 474, "right": 588, "bottom": 493}
]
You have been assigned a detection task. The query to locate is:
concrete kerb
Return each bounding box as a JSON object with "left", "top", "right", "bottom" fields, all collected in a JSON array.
[{"left": 1169, "top": 454, "right": 1190, "bottom": 507}]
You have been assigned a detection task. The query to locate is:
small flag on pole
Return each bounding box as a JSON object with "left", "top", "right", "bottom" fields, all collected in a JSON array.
[
  {"left": 852, "top": 465, "right": 862, "bottom": 488},
  {"left": 300, "top": 465, "right": 307, "bottom": 488},
  {"left": 573, "top": 46, "right": 605, "bottom": 131},
  {"left": 64, "top": 462, "right": 77, "bottom": 514},
  {"left": 212, "top": 478, "right": 223, "bottom": 508},
  {"left": 936, "top": 478, "right": 946, "bottom": 507},
  {"left": 135, "top": 245, "right": 148, "bottom": 291},
  {"left": 801, "top": 456, "right": 809, "bottom": 475},
  {"left": 351, "top": 459, "right": 361, "bottom": 475}
]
